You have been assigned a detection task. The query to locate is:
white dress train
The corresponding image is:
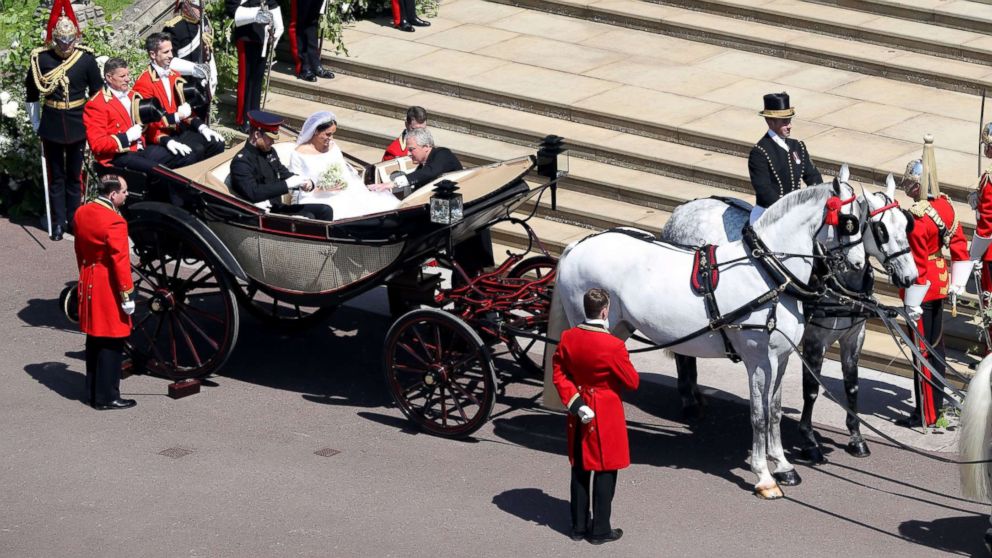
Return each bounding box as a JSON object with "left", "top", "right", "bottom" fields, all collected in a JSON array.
[{"left": 288, "top": 144, "right": 400, "bottom": 220}]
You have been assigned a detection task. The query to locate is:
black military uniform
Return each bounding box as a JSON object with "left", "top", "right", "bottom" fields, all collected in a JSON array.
[
  {"left": 25, "top": 45, "right": 102, "bottom": 237},
  {"left": 229, "top": 111, "right": 332, "bottom": 220},
  {"left": 163, "top": 8, "right": 216, "bottom": 120},
  {"left": 225, "top": 0, "right": 282, "bottom": 128},
  {"left": 747, "top": 92, "right": 822, "bottom": 209},
  {"left": 288, "top": 0, "right": 333, "bottom": 80}
]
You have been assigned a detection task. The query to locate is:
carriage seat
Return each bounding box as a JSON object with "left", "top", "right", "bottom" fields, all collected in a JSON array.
[{"left": 205, "top": 141, "right": 299, "bottom": 206}]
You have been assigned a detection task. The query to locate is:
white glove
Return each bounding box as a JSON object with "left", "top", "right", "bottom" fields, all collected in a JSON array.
[
  {"left": 950, "top": 260, "right": 973, "bottom": 295},
  {"left": 26, "top": 101, "right": 40, "bottom": 131},
  {"left": 121, "top": 301, "right": 135, "bottom": 315},
  {"left": 285, "top": 175, "right": 308, "bottom": 190},
  {"left": 948, "top": 284, "right": 965, "bottom": 297},
  {"left": 271, "top": 6, "right": 284, "bottom": 44},
  {"left": 166, "top": 139, "right": 192, "bottom": 156},
  {"left": 198, "top": 124, "right": 223, "bottom": 143},
  {"left": 175, "top": 102, "right": 192, "bottom": 120},
  {"left": 978, "top": 259, "right": 986, "bottom": 271},
  {"left": 233, "top": 6, "right": 260, "bottom": 26},
  {"left": 254, "top": 8, "right": 273, "bottom": 25},
  {"left": 192, "top": 63, "right": 209, "bottom": 80},
  {"left": 972, "top": 234, "right": 992, "bottom": 261},
  {"left": 905, "top": 305, "right": 922, "bottom": 322},
  {"left": 125, "top": 124, "right": 143, "bottom": 143},
  {"left": 577, "top": 405, "right": 595, "bottom": 424}
]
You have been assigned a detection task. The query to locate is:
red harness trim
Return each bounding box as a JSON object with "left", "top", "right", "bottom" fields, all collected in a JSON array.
[
  {"left": 825, "top": 194, "right": 856, "bottom": 226},
  {"left": 691, "top": 245, "right": 719, "bottom": 294},
  {"left": 870, "top": 200, "right": 901, "bottom": 217}
]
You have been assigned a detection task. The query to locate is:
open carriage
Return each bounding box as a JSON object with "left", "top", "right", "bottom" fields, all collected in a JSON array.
[{"left": 68, "top": 131, "right": 567, "bottom": 438}]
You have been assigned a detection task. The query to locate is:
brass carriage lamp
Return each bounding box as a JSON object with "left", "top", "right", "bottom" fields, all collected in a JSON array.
[
  {"left": 430, "top": 179, "right": 463, "bottom": 225},
  {"left": 537, "top": 135, "right": 568, "bottom": 210}
]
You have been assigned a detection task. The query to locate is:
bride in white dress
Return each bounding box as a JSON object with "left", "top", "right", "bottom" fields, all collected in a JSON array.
[{"left": 288, "top": 111, "right": 400, "bottom": 220}]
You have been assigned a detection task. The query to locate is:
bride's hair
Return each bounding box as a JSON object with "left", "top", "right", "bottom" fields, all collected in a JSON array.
[{"left": 297, "top": 110, "right": 338, "bottom": 146}]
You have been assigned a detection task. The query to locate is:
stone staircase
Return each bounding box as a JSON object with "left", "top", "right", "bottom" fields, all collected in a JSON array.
[{"left": 255, "top": 0, "right": 991, "bottom": 377}]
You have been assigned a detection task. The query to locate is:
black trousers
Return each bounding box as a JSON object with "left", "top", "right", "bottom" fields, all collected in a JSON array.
[
  {"left": 85, "top": 335, "right": 125, "bottom": 406},
  {"left": 910, "top": 299, "right": 945, "bottom": 424},
  {"left": 43, "top": 138, "right": 85, "bottom": 230},
  {"left": 570, "top": 424, "right": 618, "bottom": 536},
  {"left": 236, "top": 39, "right": 265, "bottom": 126},
  {"left": 391, "top": 0, "right": 417, "bottom": 24},
  {"left": 168, "top": 130, "right": 225, "bottom": 168},
  {"left": 271, "top": 203, "right": 333, "bottom": 221},
  {"left": 292, "top": 3, "right": 321, "bottom": 75},
  {"left": 112, "top": 146, "right": 187, "bottom": 206}
]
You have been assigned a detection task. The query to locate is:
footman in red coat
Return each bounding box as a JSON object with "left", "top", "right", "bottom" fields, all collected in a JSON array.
[
  {"left": 74, "top": 175, "right": 136, "bottom": 410},
  {"left": 552, "top": 288, "right": 639, "bottom": 544}
]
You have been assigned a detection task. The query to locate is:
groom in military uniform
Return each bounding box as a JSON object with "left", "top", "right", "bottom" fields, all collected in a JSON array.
[
  {"left": 747, "top": 92, "right": 823, "bottom": 224},
  {"left": 24, "top": 0, "right": 103, "bottom": 240}
]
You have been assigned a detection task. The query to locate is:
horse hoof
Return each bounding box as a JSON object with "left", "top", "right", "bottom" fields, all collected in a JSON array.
[
  {"left": 773, "top": 469, "right": 802, "bottom": 486},
  {"left": 754, "top": 484, "right": 784, "bottom": 500},
  {"left": 801, "top": 446, "right": 828, "bottom": 465},
  {"left": 846, "top": 440, "right": 871, "bottom": 458},
  {"left": 681, "top": 404, "right": 703, "bottom": 421}
]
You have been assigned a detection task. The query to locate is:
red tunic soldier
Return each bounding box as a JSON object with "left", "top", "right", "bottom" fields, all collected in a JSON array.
[
  {"left": 24, "top": 0, "right": 103, "bottom": 240},
  {"left": 970, "top": 122, "right": 992, "bottom": 349},
  {"left": 552, "top": 288, "right": 639, "bottom": 545},
  {"left": 132, "top": 32, "right": 224, "bottom": 168},
  {"left": 899, "top": 155, "right": 970, "bottom": 428},
  {"left": 382, "top": 106, "right": 427, "bottom": 162},
  {"left": 74, "top": 175, "right": 136, "bottom": 410}
]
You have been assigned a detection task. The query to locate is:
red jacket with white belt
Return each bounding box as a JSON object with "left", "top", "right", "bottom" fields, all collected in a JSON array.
[{"left": 552, "top": 323, "right": 639, "bottom": 471}]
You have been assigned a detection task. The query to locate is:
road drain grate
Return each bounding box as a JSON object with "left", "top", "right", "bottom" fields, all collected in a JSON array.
[
  {"left": 159, "top": 447, "right": 194, "bottom": 459},
  {"left": 314, "top": 448, "right": 341, "bottom": 457}
]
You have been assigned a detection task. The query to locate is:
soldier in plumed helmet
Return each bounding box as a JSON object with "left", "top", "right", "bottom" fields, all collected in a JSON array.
[
  {"left": 747, "top": 92, "right": 823, "bottom": 224},
  {"left": 24, "top": 0, "right": 103, "bottom": 241},
  {"left": 969, "top": 122, "right": 992, "bottom": 351},
  {"left": 897, "top": 143, "right": 970, "bottom": 429}
]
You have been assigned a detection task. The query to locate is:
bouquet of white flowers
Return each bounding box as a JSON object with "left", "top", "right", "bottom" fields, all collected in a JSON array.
[{"left": 317, "top": 162, "right": 347, "bottom": 191}]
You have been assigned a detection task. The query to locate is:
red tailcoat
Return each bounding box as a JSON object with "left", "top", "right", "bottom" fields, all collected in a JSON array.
[
  {"left": 74, "top": 198, "right": 134, "bottom": 338},
  {"left": 132, "top": 66, "right": 194, "bottom": 146},
  {"left": 975, "top": 171, "right": 992, "bottom": 262},
  {"left": 552, "top": 323, "right": 639, "bottom": 471},
  {"left": 382, "top": 132, "right": 408, "bottom": 161},
  {"left": 83, "top": 87, "right": 141, "bottom": 165},
  {"left": 903, "top": 194, "right": 969, "bottom": 302}
]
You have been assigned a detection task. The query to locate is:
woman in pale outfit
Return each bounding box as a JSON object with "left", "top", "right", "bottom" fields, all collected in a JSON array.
[{"left": 289, "top": 111, "right": 400, "bottom": 220}]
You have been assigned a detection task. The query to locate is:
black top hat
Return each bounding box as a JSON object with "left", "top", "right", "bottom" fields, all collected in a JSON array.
[
  {"left": 759, "top": 92, "right": 795, "bottom": 118},
  {"left": 178, "top": 80, "right": 207, "bottom": 111},
  {"left": 132, "top": 96, "right": 165, "bottom": 126}
]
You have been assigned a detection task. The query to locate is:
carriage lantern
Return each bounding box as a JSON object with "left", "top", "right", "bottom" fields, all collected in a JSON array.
[
  {"left": 537, "top": 135, "right": 567, "bottom": 211},
  {"left": 430, "top": 179, "right": 463, "bottom": 225}
]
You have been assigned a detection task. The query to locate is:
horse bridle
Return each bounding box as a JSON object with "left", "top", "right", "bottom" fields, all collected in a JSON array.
[{"left": 859, "top": 192, "right": 913, "bottom": 269}]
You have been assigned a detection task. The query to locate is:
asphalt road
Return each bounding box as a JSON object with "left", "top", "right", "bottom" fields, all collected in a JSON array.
[{"left": 1, "top": 216, "right": 989, "bottom": 558}]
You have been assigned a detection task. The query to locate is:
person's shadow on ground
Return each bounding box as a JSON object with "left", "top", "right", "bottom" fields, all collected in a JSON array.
[
  {"left": 492, "top": 488, "right": 572, "bottom": 538},
  {"left": 898, "top": 514, "right": 990, "bottom": 557},
  {"left": 24, "top": 361, "right": 86, "bottom": 403}
]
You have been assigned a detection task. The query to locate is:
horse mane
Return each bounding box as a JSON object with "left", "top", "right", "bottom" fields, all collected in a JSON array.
[{"left": 755, "top": 184, "right": 833, "bottom": 229}]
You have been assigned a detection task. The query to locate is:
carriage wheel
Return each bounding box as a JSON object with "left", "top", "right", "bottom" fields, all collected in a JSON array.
[
  {"left": 127, "top": 221, "right": 240, "bottom": 380},
  {"left": 503, "top": 255, "right": 557, "bottom": 378},
  {"left": 383, "top": 308, "right": 497, "bottom": 438},
  {"left": 233, "top": 280, "right": 336, "bottom": 330}
]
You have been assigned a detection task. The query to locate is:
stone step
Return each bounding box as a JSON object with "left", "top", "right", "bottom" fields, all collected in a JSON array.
[
  {"left": 321, "top": 13, "right": 985, "bottom": 204},
  {"left": 805, "top": 0, "right": 992, "bottom": 35},
  {"left": 270, "top": 70, "right": 984, "bottom": 236},
  {"left": 638, "top": 0, "right": 992, "bottom": 65},
  {"left": 480, "top": 0, "right": 992, "bottom": 94}
]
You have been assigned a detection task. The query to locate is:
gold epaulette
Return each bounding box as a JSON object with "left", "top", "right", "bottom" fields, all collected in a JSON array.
[
  {"left": 163, "top": 14, "right": 182, "bottom": 27},
  {"left": 910, "top": 200, "right": 930, "bottom": 218},
  {"left": 76, "top": 45, "right": 94, "bottom": 54}
]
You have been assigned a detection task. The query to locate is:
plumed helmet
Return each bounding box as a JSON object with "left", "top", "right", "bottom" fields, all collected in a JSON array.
[
  {"left": 902, "top": 158, "right": 923, "bottom": 187},
  {"left": 982, "top": 122, "right": 992, "bottom": 147},
  {"left": 46, "top": 0, "right": 80, "bottom": 50}
]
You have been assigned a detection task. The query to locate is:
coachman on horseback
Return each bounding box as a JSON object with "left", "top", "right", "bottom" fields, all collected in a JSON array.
[
  {"left": 898, "top": 139, "right": 971, "bottom": 429},
  {"left": 24, "top": 0, "right": 103, "bottom": 241}
]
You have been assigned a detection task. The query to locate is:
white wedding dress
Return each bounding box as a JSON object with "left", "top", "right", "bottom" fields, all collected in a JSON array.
[{"left": 288, "top": 143, "right": 400, "bottom": 220}]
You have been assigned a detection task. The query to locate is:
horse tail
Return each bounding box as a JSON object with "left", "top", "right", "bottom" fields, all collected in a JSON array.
[
  {"left": 960, "top": 354, "right": 992, "bottom": 501},
  {"left": 541, "top": 266, "right": 570, "bottom": 410}
]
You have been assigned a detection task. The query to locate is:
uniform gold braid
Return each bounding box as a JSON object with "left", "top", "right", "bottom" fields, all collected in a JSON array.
[{"left": 30, "top": 45, "right": 94, "bottom": 101}]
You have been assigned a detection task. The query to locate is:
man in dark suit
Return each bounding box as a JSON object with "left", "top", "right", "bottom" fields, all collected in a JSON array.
[
  {"left": 747, "top": 92, "right": 822, "bottom": 223},
  {"left": 229, "top": 110, "right": 333, "bottom": 220}
]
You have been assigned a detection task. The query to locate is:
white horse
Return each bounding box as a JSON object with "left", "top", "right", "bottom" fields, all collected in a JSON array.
[
  {"left": 660, "top": 172, "right": 918, "bottom": 464},
  {"left": 545, "top": 182, "right": 887, "bottom": 498},
  {"left": 958, "top": 354, "right": 992, "bottom": 552}
]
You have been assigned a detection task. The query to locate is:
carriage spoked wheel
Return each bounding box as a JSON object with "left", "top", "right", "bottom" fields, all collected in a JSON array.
[
  {"left": 233, "top": 280, "right": 335, "bottom": 330},
  {"left": 502, "top": 255, "right": 557, "bottom": 378},
  {"left": 127, "top": 221, "right": 240, "bottom": 380},
  {"left": 383, "top": 308, "right": 497, "bottom": 438}
]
